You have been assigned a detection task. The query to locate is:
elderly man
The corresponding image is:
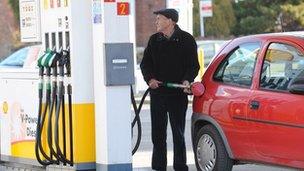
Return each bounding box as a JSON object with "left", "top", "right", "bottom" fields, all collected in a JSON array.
[{"left": 140, "top": 8, "right": 200, "bottom": 171}]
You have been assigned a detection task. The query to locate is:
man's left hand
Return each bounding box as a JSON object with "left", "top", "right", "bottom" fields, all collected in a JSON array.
[{"left": 182, "top": 80, "right": 191, "bottom": 94}]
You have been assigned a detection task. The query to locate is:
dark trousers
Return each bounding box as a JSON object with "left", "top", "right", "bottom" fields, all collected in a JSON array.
[{"left": 150, "top": 93, "right": 188, "bottom": 171}]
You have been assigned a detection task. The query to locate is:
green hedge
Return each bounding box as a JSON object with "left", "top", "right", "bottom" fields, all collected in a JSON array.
[{"left": 8, "top": 0, "right": 19, "bottom": 21}]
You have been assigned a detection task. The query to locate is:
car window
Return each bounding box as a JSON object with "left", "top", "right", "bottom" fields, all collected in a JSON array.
[
  {"left": 214, "top": 42, "right": 260, "bottom": 87},
  {"left": 0, "top": 47, "right": 29, "bottom": 67},
  {"left": 260, "top": 43, "right": 304, "bottom": 91}
]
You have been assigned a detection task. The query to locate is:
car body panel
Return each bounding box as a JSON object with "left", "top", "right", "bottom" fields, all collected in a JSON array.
[
  {"left": 193, "top": 32, "right": 304, "bottom": 169},
  {"left": 247, "top": 37, "right": 304, "bottom": 167}
]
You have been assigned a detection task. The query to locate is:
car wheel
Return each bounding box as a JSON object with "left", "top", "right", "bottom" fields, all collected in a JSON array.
[{"left": 194, "top": 125, "right": 233, "bottom": 171}]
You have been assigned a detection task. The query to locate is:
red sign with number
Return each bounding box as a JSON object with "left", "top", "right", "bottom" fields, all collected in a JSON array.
[
  {"left": 104, "top": 0, "right": 115, "bottom": 2},
  {"left": 117, "top": 2, "right": 129, "bottom": 15}
]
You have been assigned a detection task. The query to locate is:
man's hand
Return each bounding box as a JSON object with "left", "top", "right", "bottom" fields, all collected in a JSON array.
[
  {"left": 148, "top": 79, "right": 162, "bottom": 89},
  {"left": 182, "top": 80, "right": 191, "bottom": 94}
]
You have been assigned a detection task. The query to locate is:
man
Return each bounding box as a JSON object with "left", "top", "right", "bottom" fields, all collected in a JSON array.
[{"left": 140, "top": 8, "right": 200, "bottom": 171}]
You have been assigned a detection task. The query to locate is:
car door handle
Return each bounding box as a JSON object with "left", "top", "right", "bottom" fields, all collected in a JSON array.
[{"left": 250, "top": 100, "right": 260, "bottom": 110}]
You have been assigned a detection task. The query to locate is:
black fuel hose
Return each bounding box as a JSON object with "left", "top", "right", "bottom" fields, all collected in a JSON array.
[
  {"left": 66, "top": 50, "right": 74, "bottom": 165},
  {"left": 67, "top": 83, "right": 74, "bottom": 166},
  {"left": 54, "top": 78, "right": 72, "bottom": 165},
  {"left": 53, "top": 52, "right": 73, "bottom": 166},
  {"left": 54, "top": 98, "right": 73, "bottom": 166},
  {"left": 35, "top": 68, "right": 55, "bottom": 165},
  {"left": 54, "top": 80, "right": 65, "bottom": 163},
  {"left": 35, "top": 92, "right": 53, "bottom": 166},
  {"left": 47, "top": 65, "right": 61, "bottom": 163},
  {"left": 61, "top": 91, "right": 67, "bottom": 165},
  {"left": 35, "top": 67, "right": 52, "bottom": 166},
  {"left": 131, "top": 86, "right": 150, "bottom": 155},
  {"left": 131, "top": 82, "right": 191, "bottom": 155},
  {"left": 46, "top": 50, "right": 59, "bottom": 160}
]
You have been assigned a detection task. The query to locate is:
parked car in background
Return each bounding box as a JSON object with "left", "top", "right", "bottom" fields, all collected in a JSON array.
[
  {"left": 196, "top": 40, "right": 228, "bottom": 68},
  {"left": 0, "top": 45, "right": 42, "bottom": 68},
  {"left": 192, "top": 32, "right": 304, "bottom": 171}
]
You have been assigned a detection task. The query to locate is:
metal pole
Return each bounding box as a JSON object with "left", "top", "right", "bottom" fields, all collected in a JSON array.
[{"left": 200, "top": 16, "right": 205, "bottom": 37}]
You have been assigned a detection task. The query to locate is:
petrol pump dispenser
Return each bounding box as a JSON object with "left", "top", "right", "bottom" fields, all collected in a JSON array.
[
  {"left": 35, "top": 0, "right": 95, "bottom": 169},
  {"left": 0, "top": 0, "right": 201, "bottom": 170},
  {"left": 0, "top": 0, "right": 95, "bottom": 170},
  {"left": 0, "top": 0, "right": 139, "bottom": 170}
]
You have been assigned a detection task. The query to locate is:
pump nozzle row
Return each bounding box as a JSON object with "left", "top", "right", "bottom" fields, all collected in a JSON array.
[{"left": 35, "top": 47, "right": 74, "bottom": 166}]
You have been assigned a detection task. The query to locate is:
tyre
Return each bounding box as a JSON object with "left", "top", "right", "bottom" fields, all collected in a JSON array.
[{"left": 194, "top": 125, "right": 233, "bottom": 171}]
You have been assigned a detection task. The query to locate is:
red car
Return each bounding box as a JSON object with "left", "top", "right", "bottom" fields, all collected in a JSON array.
[{"left": 192, "top": 32, "right": 304, "bottom": 171}]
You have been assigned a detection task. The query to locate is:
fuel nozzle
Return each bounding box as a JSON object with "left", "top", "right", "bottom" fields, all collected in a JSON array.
[
  {"left": 37, "top": 49, "right": 53, "bottom": 68},
  {"left": 57, "top": 47, "right": 70, "bottom": 77},
  {"left": 161, "top": 82, "right": 205, "bottom": 96},
  {"left": 49, "top": 47, "right": 63, "bottom": 68},
  {"left": 37, "top": 49, "right": 54, "bottom": 98},
  {"left": 63, "top": 47, "right": 71, "bottom": 76}
]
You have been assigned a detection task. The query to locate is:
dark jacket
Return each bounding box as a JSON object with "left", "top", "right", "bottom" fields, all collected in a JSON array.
[{"left": 140, "top": 25, "right": 200, "bottom": 95}]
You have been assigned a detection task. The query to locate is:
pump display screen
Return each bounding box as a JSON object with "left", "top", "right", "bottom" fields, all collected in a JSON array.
[{"left": 20, "top": 0, "right": 41, "bottom": 42}]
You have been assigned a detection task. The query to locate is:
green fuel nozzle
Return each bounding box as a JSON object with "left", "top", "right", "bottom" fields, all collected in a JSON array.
[
  {"left": 160, "top": 82, "right": 205, "bottom": 96},
  {"left": 162, "top": 82, "right": 190, "bottom": 89},
  {"left": 37, "top": 49, "right": 53, "bottom": 68}
]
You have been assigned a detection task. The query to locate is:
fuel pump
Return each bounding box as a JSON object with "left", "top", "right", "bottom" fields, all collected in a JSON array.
[{"left": 34, "top": 0, "right": 94, "bottom": 169}]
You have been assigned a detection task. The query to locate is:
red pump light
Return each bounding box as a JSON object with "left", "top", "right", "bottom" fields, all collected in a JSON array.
[{"left": 191, "top": 82, "right": 205, "bottom": 96}]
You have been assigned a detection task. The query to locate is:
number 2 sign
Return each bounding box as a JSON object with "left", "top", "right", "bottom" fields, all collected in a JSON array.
[{"left": 117, "top": 2, "right": 129, "bottom": 15}]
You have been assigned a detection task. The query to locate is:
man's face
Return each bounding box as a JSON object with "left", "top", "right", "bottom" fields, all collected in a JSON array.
[{"left": 155, "top": 14, "right": 171, "bottom": 33}]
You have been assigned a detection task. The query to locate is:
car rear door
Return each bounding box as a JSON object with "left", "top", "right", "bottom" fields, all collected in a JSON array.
[{"left": 248, "top": 39, "right": 304, "bottom": 165}]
